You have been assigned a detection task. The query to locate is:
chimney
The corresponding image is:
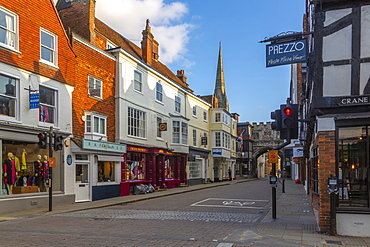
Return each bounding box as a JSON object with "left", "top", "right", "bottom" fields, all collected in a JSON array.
[
  {"left": 176, "top": 70, "right": 187, "bottom": 84},
  {"left": 57, "top": 0, "right": 96, "bottom": 45},
  {"left": 212, "top": 94, "right": 219, "bottom": 108},
  {"left": 141, "top": 19, "right": 159, "bottom": 66}
]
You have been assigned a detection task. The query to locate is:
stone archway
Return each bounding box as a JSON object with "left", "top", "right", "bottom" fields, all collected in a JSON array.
[{"left": 252, "top": 147, "right": 285, "bottom": 178}]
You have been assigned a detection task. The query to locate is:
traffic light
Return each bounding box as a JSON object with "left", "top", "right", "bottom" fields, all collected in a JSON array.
[
  {"left": 280, "top": 104, "right": 298, "bottom": 139},
  {"left": 271, "top": 109, "right": 282, "bottom": 131},
  {"left": 38, "top": 132, "right": 48, "bottom": 149},
  {"left": 54, "top": 134, "right": 64, "bottom": 151}
]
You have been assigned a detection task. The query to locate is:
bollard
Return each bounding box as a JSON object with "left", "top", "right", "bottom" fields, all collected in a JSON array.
[{"left": 282, "top": 179, "right": 285, "bottom": 193}]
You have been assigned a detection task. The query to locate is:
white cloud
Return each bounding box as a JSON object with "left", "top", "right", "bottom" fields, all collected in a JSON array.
[{"left": 95, "top": 0, "right": 194, "bottom": 66}]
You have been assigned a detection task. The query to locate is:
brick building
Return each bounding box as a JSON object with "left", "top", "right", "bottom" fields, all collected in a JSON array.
[{"left": 0, "top": 0, "right": 75, "bottom": 212}]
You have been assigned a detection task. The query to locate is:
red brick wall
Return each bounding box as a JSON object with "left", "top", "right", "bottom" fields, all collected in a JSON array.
[
  {"left": 0, "top": 0, "right": 75, "bottom": 85},
  {"left": 71, "top": 37, "right": 116, "bottom": 142},
  {"left": 314, "top": 130, "right": 336, "bottom": 232}
]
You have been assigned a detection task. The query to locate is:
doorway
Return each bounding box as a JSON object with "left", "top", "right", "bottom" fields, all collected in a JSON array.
[{"left": 75, "top": 163, "right": 90, "bottom": 202}]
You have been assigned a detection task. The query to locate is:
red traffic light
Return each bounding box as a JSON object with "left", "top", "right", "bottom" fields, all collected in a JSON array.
[
  {"left": 284, "top": 107, "right": 292, "bottom": 116},
  {"left": 38, "top": 133, "right": 47, "bottom": 139}
]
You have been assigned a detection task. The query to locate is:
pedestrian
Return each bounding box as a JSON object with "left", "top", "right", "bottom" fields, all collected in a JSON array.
[{"left": 228, "top": 167, "right": 232, "bottom": 181}]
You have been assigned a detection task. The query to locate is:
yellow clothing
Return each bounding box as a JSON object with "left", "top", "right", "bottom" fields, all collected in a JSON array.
[
  {"left": 21, "top": 150, "right": 27, "bottom": 170},
  {"left": 13, "top": 156, "right": 20, "bottom": 171}
]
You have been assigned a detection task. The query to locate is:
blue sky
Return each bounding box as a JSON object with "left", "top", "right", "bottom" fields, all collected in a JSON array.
[{"left": 96, "top": 0, "right": 305, "bottom": 123}]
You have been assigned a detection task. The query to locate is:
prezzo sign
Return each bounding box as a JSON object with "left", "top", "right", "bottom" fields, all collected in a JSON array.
[{"left": 266, "top": 39, "right": 307, "bottom": 67}]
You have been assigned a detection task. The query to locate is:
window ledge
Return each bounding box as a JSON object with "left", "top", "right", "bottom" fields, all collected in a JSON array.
[
  {"left": 0, "top": 44, "right": 21, "bottom": 54},
  {"left": 39, "top": 60, "right": 59, "bottom": 69},
  {"left": 97, "top": 182, "right": 119, "bottom": 186},
  {"left": 155, "top": 100, "right": 164, "bottom": 105}
]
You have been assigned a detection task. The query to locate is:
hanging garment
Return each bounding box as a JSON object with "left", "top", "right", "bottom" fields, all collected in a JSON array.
[
  {"left": 3, "top": 159, "right": 16, "bottom": 185},
  {"left": 21, "top": 150, "right": 27, "bottom": 170}
]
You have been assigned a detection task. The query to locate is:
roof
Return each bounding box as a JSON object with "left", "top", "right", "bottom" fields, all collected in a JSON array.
[{"left": 94, "top": 18, "right": 193, "bottom": 93}]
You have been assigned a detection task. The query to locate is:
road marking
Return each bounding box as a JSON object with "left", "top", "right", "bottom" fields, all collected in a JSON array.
[{"left": 191, "top": 198, "right": 269, "bottom": 209}]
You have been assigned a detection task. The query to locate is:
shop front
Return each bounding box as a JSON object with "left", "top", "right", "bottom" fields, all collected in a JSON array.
[
  {"left": 71, "top": 138, "right": 126, "bottom": 201},
  {"left": 120, "top": 145, "right": 187, "bottom": 196},
  {"left": 0, "top": 130, "right": 73, "bottom": 214},
  {"left": 188, "top": 147, "right": 210, "bottom": 185}
]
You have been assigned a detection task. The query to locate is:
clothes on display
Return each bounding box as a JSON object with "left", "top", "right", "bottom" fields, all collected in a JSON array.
[{"left": 3, "top": 152, "right": 17, "bottom": 195}]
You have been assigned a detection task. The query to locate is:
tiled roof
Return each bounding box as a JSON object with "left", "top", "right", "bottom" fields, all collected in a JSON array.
[{"left": 94, "top": 18, "right": 193, "bottom": 93}]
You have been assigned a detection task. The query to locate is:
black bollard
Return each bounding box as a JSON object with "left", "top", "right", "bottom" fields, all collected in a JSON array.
[{"left": 282, "top": 179, "right": 285, "bottom": 193}]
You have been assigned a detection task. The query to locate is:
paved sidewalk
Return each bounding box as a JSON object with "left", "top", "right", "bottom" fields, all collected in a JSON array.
[{"left": 1, "top": 178, "right": 370, "bottom": 246}]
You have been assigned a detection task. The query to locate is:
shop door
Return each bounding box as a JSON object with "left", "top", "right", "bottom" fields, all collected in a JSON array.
[{"left": 75, "top": 164, "right": 90, "bottom": 202}]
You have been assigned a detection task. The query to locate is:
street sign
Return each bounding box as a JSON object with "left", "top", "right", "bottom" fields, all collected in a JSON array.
[{"left": 268, "top": 150, "right": 279, "bottom": 163}]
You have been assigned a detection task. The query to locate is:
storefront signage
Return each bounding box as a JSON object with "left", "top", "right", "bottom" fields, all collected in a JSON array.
[
  {"left": 201, "top": 137, "right": 207, "bottom": 145},
  {"left": 338, "top": 96, "right": 370, "bottom": 106},
  {"left": 29, "top": 93, "right": 39, "bottom": 109},
  {"left": 82, "top": 139, "right": 126, "bottom": 153},
  {"left": 49, "top": 157, "right": 56, "bottom": 167},
  {"left": 266, "top": 39, "right": 307, "bottom": 67},
  {"left": 159, "top": 123, "right": 167, "bottom": 131},
  {"left": 212, "top": 148, "right": 222, "bottom": 156},
  {"left": 127, "top": 146, "right": 149, "bottom": 153},
  {"left": 157, "top": 149, "right": 173, "bottom": 155}
]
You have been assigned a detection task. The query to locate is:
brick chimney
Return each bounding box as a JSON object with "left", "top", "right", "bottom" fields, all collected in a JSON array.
[
  {"left": 176, "top": 70, "right": 187, "bottom": 84},
  {"left": 57, "top": 0, "right": 96, "bottom": 45},
  {"left": 141, "top": 19, "right": 159, "bottom": 66}
]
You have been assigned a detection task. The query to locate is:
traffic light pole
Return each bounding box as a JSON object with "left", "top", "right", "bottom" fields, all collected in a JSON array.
[
  {"left": 271, "top": 129, "right": 291, "bottom": 219},
  {"left": 48, "top": 127, "right": 53, "bottom": 212}
]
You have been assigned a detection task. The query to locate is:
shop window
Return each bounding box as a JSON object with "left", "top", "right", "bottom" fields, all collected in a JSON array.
[
  {"left": 165, "top": 158, "right": 174, "bottom": 179},
  {"left": 1, "top": 143, "right": 53, "bottom": 196},
  {"left": 0, "top": 73, "right": 17, "bottom": 118},
  {"left": 312, "top": 146, "right": 319, "bottom": 194},
  {"left": 0, "top": 7, "right": 18, "bottom": 50},
  {"left": 40, "top": 28, "right": 57, "bottom": 66},
  {"left": 188, "top": 160, "right": 202, "bottom": 179},
  {"left": 128, "top": 107, "right": 146, "bottom": 138},
  {"left": 98, "top": 161, "right": 115, "bottom": 182},
  {"left": 134, "top": 70, "right": 142, "bottom": 92},
  {"left": 39, "top": 85, "right": 56, "bottom": 124},
  {"left": 88, "top": 75, "right": 102, "bottom": 99},
  {"left": 338, "top": 126, "right": 369, "bottom": 208},
  {"left": 125, "top": 153, "right": 146, "bottom": 180}
]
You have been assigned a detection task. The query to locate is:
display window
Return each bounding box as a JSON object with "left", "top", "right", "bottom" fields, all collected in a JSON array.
[
  {"left": 125, "top": 153, "right": 146, "bottom": 180},
  {"left": 98, "top": 161, "right": 115, "bottom": 182},
  {"left": 1, "top": 141, "right": 57, "bottom": 195},
  {"left": 165, "top": 157, "right": 174, "bottom": 179},
  {"left": 337, "top": 126, "right": 369, "bottom": 208}
]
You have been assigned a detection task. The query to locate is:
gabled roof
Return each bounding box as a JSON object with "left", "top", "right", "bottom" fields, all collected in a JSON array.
[{"left": 94, "top": 18, "right": 193, "bottom": 93}]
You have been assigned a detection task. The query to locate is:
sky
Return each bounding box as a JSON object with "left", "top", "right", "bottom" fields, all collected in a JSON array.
[{"left": 94, "top": 0, "right": 306, "bottom": 123}]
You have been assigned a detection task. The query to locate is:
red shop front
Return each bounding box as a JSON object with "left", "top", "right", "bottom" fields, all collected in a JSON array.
[{"left": 120, "top": 145, "right": 187, "bottom": 196}]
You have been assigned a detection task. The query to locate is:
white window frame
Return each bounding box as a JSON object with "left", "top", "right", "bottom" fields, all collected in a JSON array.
[
  {"left": 192, "top": 106, "right": 197, "bottom": 117},
  {"left": 0, "top": 7, "right": 18, "bottom": 51},
  {"left": 156, "top": 81, "right": 163, "bottom": 103},
  {"left": 106, "top": 40, "right": 115, "bottom": 50},
  {"left": 157, "top": 116, "right": 163, "bottom": 139},
  {"left": 214, "top": 131, "right": 230, "bottom": 149},
  {"left": 85, "top": 112, "right": 107, "bottom": 137},
  {"left": 203, "top": 110, "right": 207, "bottom": 122},
  {"left": 215, "top": 112, "right": 221, "bottom": 122},
  {"left": 0, "top": 72, "right": 18, "bottom": 121},
  {"left": 193, "top": 129, "right": 197, "bottom": 146},
  {"left": 175, "top": 96, "right": 181, "bottom": 113},
  {"left": 172, "top": 120, "right": 188, "bottom": 145},
  {"left": 134, "top": 70, "right": 142, "bottom": 93},
  {"left": 39, "top": 84, "right": 57, "bottom": 126},
  {"left": 40, "top": 28, "right": 57, "bottom": 66},
  {"left": 128, "top": 107, "right": 146, "bottom": 138},
  {"left": 88, "top": 75, "right": 102, "bottom": 99}
]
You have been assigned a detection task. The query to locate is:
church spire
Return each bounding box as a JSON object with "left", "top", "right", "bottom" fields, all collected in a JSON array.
[{"left": 214, "top": 42, "right": 229, "bottom": 111}]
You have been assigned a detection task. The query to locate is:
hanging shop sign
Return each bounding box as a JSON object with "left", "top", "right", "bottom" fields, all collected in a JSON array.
[
  {"left": 29, "top": 93, "right": 39, "bottom": 109},
  {"left": 266, "top": 39, "right": 307, "bottom": 67},
  {"left": 212, "top": 148, "right": 222, "bottom": 156},
  {"left": 159, "top": 123, "right": 167, "bottom": 131}
]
